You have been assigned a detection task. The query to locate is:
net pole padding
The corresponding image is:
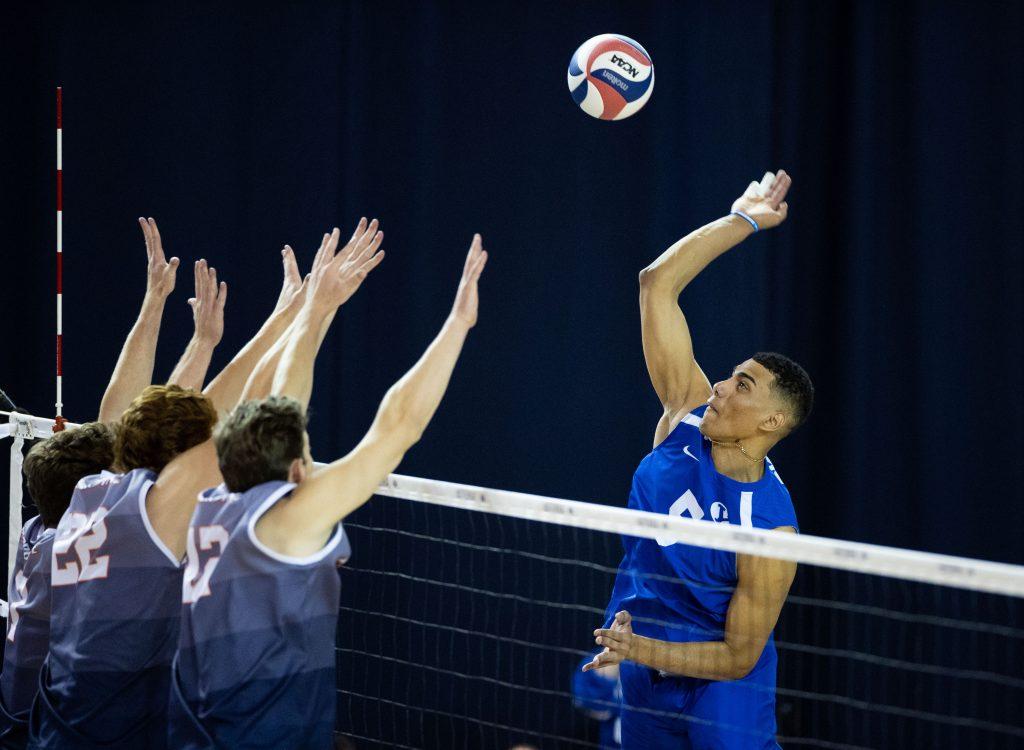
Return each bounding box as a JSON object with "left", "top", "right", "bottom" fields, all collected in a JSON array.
[
  {"left": 4, "top": 436, "right": 25, "bottom": 617},
  {"left": 3, "top": 410, "right": 1023, "bottom": 599},
  {"left": 55, "top": 86, "right": 65, "bottom": 432}
]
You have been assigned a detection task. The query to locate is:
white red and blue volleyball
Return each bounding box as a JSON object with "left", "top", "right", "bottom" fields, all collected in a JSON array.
[{"left": 567, "top": 34, "right": 654, "bottom": 121}]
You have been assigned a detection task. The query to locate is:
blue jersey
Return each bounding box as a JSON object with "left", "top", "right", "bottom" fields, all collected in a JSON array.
[
  {"left": 1, "top": 517, "right": 55, "bottom": 744},
  {"left": 605, "top": 404, "right": 797, "bottom": 661},
  {"left": 169, "top": 481, "right": 349, "bottom": 750},
  {"left": 30, "top": 469, "right": 184, "bottom": 749},
  {"left": 606, "top": 406, "right": 797, "bottom": 749}
]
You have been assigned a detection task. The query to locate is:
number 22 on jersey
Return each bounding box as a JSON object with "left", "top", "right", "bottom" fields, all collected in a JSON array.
[{"left": 52, "top": 508, "right": 111, "bottom": 586}]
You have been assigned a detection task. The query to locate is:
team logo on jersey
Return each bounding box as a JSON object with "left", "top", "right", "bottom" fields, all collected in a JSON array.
[{"left": 710, "top": 502, "right": 729, "bottom": 523}]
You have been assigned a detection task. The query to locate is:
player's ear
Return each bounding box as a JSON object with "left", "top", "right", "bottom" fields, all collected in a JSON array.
[
  {"left": 760, "top": 410, "right": 787, "bottom": 434},
  {"left": 287, "top": 456, "right": 306, "bottom": 484}
]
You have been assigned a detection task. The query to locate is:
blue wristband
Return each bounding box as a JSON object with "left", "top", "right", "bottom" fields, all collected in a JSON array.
[{"left": 731, "top": 211, "right": 759, "bottom": 232}]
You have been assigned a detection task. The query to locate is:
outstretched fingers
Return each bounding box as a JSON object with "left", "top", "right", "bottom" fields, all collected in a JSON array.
[
  {"left": 462, "top": 234, "right": 484, "bottom": 276},
  {"left": 767, "top": 170, "right": 791, "bottom": 209},
  {"left": 147, "top": 218, "right": 165, "bottom": 263},
  {"left": 139, "top": 218, "right": 153, "bottom": 260},
  {"left": 216, "top": 280, "right": 228, "bottom": 312},
  {"left": 282, "top": 245, "right": 301, "bottom": 285},
  {"left": 355, "top": 250, "right": 386, "bottom": 280},
  {"left": 581, "top": 648, "right": 616, "bottom": 672},
  {"left": 347, "top": 216, "right": 368, "bottom": 245},
  {"left": 324, "top": 227, "right": 341, "bottom": 259}
]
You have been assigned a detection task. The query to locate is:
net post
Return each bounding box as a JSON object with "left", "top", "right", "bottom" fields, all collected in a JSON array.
[{"left": 55, "top": 86, "right": 64, "bottom": 432}]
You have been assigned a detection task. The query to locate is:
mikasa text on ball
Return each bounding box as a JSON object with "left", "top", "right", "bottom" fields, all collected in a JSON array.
[{"left": 567, "top": 34, "right": 654, "bottom": 120}]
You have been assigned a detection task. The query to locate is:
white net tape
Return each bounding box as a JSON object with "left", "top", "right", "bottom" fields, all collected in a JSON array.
[{"left": 3, "top": 411, "right": 1024, "bottom": 748}]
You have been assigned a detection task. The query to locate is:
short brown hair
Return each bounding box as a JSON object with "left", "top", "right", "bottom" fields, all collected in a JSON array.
[
  {"left": 215, "top": 397, "right": 307, "bottom": 493},
  {"left": 23, "top": 422, "right": 116, "bottom": 527},
  {"left": 115, "top": 384, "right": 218, "bottom": 473}
]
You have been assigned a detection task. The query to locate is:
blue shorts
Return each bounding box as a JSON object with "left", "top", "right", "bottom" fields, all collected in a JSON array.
[{"left": 618, "top": 661, "right": 780, "bottom": 750}]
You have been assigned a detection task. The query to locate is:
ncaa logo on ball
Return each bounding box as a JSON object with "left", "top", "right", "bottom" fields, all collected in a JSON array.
[{"left": 567, "top": 33, "right": 654, "bottom": 120}]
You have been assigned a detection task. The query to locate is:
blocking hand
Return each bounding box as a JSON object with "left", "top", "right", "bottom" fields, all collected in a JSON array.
[
  {"left": 139, "top": 217, "right": 180, "bottom": 299},
  {"left": 449, "top": 234, "right": 488, "bottom": 328},
  {"left": 306, "top": 218, "right": 385, "bottom": 314}
]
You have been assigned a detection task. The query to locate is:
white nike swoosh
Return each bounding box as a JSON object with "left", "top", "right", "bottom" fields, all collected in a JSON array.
[{"left": 682, "top": 445, "right": 699, "bottom": 462}]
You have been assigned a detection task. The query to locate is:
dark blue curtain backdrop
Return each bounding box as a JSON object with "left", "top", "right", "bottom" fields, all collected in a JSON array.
[
  {"left": 4, "top": 2, "right": 1024, "bottom": 747},
  {"left": 4, "top": 0, "right": 1022, "bottom": 562}
]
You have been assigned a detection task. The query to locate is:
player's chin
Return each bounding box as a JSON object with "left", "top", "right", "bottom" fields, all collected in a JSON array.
[{"left": 698, "top": 416, "right": 724, "bottom": 440}]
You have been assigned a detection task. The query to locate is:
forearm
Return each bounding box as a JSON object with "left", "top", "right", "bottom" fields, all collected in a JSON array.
[
  {"left": 167, "top": 336, "right": 217, "bottom": 391},
  {"left": 245, "top": 308, "right": 336, "bottom": 404},
  {"left": 270, "top": 307, "right": 332, "bottom": 408},
  {"left": 641, "top": 214, "right": 754, "bottom": 295},
  {"left": 204, "top": 309, "right": 296, "bottom": 415},
  {"left": 631, "top": 635, "right": 754, "bottom": 682},
  {"left": 377, "top": 315, "right": 470, "bottom": 440},
  {"left": 98, "top": 294, "right": 166, "bottom": 422}
]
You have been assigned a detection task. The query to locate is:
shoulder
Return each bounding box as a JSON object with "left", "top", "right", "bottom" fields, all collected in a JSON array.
[
  {"left": 751, "top": 463, "right": 798, "bottom": 532},
  {"left": 191, "top": 483, "right": 245, "bottom": 526},
  {"left": 246, "top": 481, "right": 350, "bottom": 566},
  {"left": 65, "top": 470, "right": 128, "bottom": 513},
  {"left": 662, "top": 404, "right": 708, "bottom": 445},
  {"left": 21, "top": 515, "right": 44, "bottom": 543},
  {"left": 74, "top": 469, "right": 123, "bottom": 493}
]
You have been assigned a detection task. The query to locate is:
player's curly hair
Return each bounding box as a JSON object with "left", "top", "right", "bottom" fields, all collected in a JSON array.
[
  {"left": 215, "top": 396, "right": 307, "bottom": 493},
  {"left": 23, "top": 422, "right": 116, "bottom": 527},
  {"left": 115, "top": 384, "right": 218, "bottom": 473},
  {"left": 752, "top": 352, "right": 815, "bottom": 432}
]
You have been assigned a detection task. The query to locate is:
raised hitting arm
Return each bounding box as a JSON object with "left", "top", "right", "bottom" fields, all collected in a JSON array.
[
  {"left": 97, "top": 218, "right": 180, "bottom": 422},
  {"left": 257, "top": 234, "right": 487, "bottom": 558},
  {"left": 640, "top": 170, "right": 791, "bottom": 446}
]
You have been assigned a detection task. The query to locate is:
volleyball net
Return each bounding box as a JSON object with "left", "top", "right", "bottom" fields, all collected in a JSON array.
[{"left": 4, "top": 411, "right": 1024, "bottom": 749}]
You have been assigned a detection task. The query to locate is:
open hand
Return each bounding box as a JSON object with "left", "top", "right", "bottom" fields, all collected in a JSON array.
[
  {"left": 139, "top": 217, "right": 180, "bottom": 299},
  {"left": 188, "top": 259, "right": 227, "bottom": 346},
  {"left": 450, "top": 234, "right": 488, "bottom": 328},
  {"left": 306, "top": 217, "right": 385, "bottom": 314},
  {"left": 583, "top": 610, "right": 634, "bottom": 672},
  {"left": 272, "top": 245, "right": 308, "bottom": 316},
  {"left": 730, "top": 169, "right": 792, "bottom": 230}
]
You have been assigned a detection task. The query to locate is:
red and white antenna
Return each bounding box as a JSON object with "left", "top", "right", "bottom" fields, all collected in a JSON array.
[{"left": 55, "top": 86, "right": 66, "bottom": 432}]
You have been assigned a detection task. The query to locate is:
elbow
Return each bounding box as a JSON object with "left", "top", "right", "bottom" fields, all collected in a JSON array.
[
  {"left": 727, "top": 660, "right": 757, "bottom": 681},
  {"left": 378, "top": 390, "right": 427, "bottom": 447},
  {"left": 638, "top": 265, "right": 678, "bottom": 297},
  {"left": 724, "top": 645, "right": 762, "bottom": 681},
  {"left": 638, "top": 265, "right": 659, "bottom": 289}
]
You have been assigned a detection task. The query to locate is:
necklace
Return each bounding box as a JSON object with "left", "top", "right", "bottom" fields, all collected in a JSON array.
[{"left": 707, "top": 438, "right": 765, "bottom": 464}]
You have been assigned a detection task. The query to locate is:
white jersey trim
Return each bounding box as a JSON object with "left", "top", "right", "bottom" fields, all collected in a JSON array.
[
  {"left": 247, "top": 484, "right": 346, "bottom": 566},
  {"left": 681, "top": 413, "right": 703, "bottom": 428},
  {"left": 740, "top": 491, "right": 753, "bottom": 528},
  {"left": 138, "top": 479, "right": 183, "bottom": 566}
]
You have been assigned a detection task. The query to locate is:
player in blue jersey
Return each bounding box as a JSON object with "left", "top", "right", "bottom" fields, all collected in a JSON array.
[
  {"left": 169, "top": 225, "right": 486, "bottom": 750},
  {"left": 28, "top": 226, "right": 311, "bottom": 750},
  {"left": 584, "top": 170, "right": 814, "bottom": 749},
  {"left": 0, "top": 217, "right": 217, "bottom": 750}
]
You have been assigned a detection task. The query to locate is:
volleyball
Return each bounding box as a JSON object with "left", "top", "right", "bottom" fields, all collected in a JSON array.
[{"left": 567, "top": 33, "right": 654, "bottom": 120}]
